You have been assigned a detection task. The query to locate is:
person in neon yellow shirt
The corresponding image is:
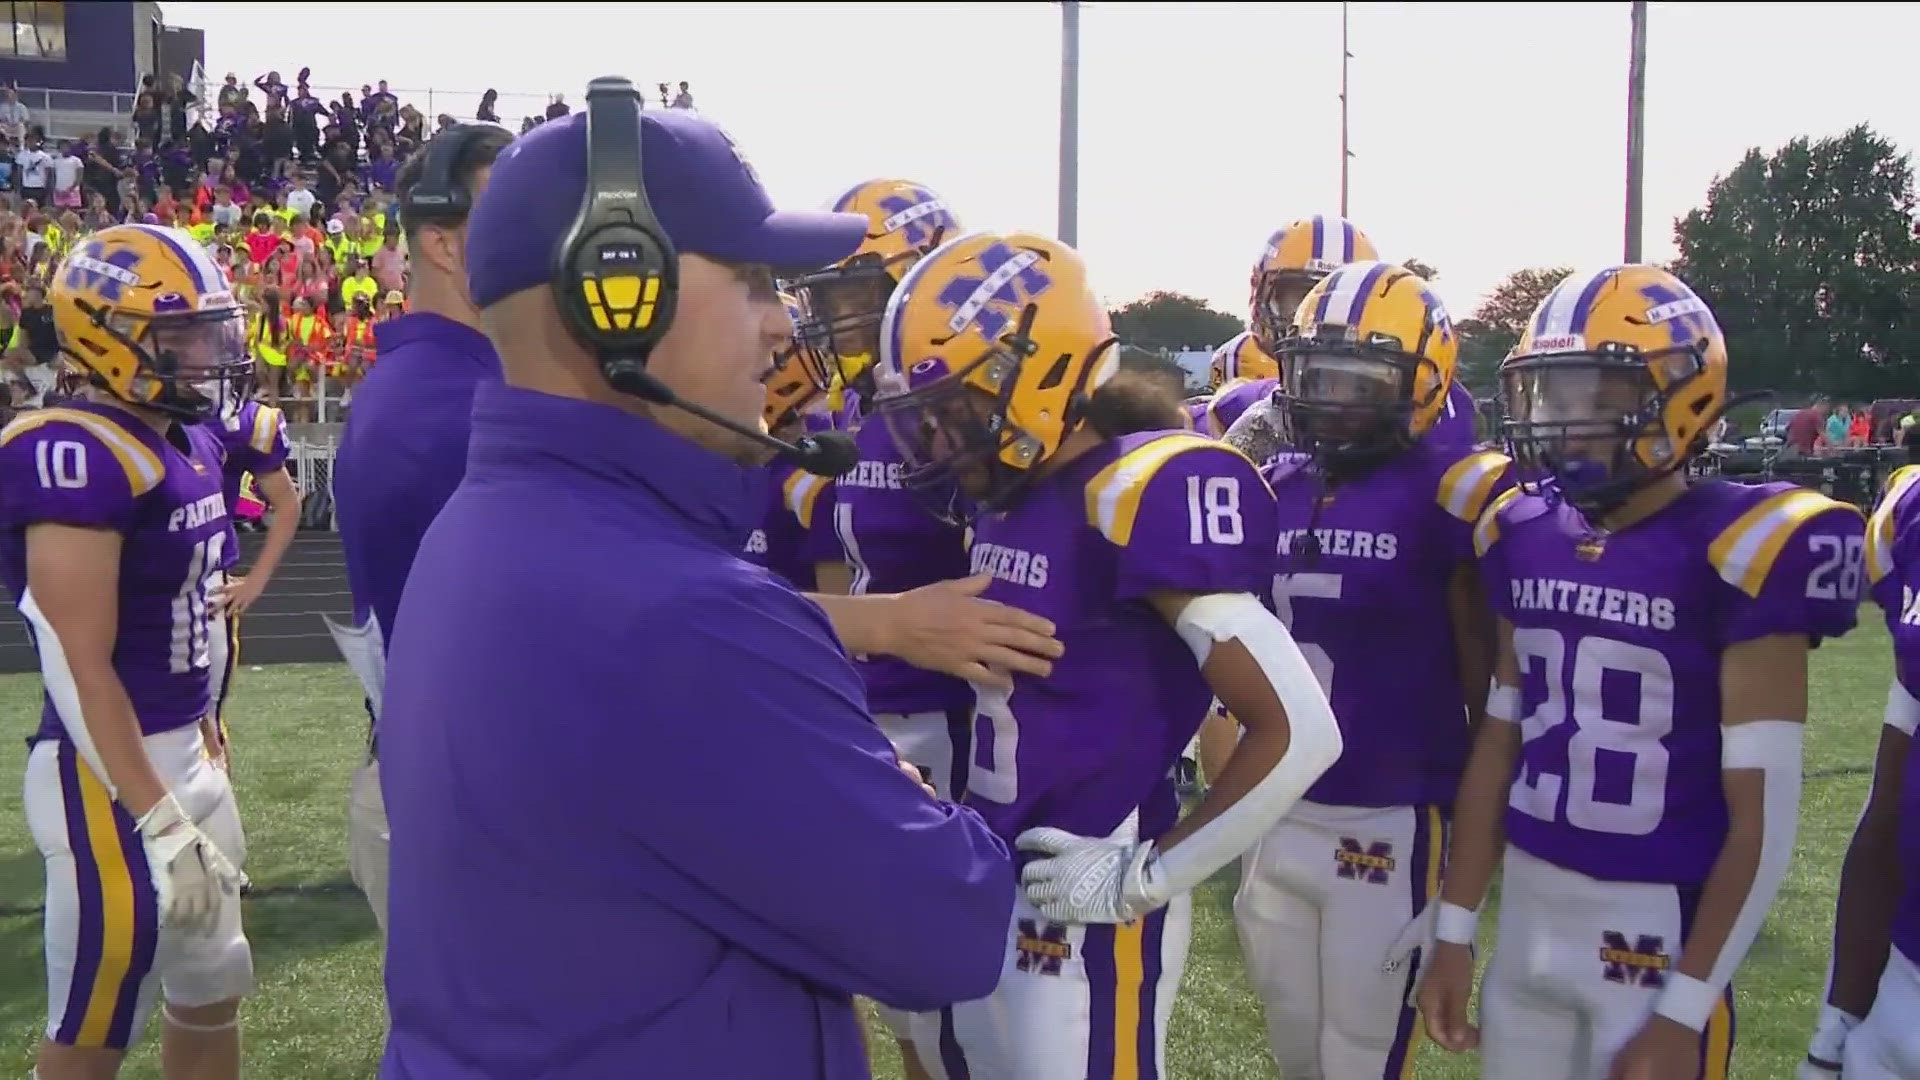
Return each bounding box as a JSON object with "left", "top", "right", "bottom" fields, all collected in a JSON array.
[{"left": 340, "top": 256, "right": 380, "bottom": 311}]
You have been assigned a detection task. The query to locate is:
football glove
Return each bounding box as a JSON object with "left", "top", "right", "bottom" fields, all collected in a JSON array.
[
  {"left": 136, "top": 792, "right": 243, "bottom": 936},
  {"left": 1016, "top": 827, "right": 1167, "bottom": 925}
]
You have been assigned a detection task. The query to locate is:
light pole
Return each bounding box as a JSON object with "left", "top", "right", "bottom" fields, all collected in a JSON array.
[
  {"left": 1059, "top": 0, "right": 1081, "bottom": 246},
  {"left": 1340, "top": 1, "right": 1352, "bottom": 217},
  {"left": 1624, "top": 0, "right": 1647, "bottom": 262}
]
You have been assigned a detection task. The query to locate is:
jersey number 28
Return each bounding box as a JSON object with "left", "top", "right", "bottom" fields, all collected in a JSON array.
[{"left": 1509, "top": 628, "right": 1673, "bottom": 837}]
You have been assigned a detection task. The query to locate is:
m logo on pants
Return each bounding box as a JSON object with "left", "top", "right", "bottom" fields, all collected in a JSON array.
[
  {"left": 1333, "top": 837, "right": 1395, "bottom": 885},
  {"left": 1014, "top": 918, "right": 1071, "bottom": 976},
  {"left": 1599, "top": 931, "right": 1670, "bottom": 988}
]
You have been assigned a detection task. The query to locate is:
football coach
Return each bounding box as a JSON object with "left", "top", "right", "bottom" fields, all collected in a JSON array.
[{"left": 376, "top": 79, "right": 1015, "bottom": 1080}]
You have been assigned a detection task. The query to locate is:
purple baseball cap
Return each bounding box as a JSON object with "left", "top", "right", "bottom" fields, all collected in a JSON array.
[{"left": 466, "top": 109, "right": 867, "bottom": 309}]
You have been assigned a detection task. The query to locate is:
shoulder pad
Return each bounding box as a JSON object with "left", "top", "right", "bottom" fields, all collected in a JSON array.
[
  {"left": 1472, "top": 485, "right": 1530, "bottom": 559},
  {"left": 782, "top": 468, "right": 832, "bottom": 531},
  {"left": 1436, "top": 449, "right": 1512, "bottom": 524},
  {"left": 248, "top": 404, "right": 287, "bottom": 456},
  {"left": 0, "top": 407, "right": 165, "bottom": 496},
  {"left": 1868, "top": 465, "right": 1920, "bottom": 587},
  {"left": 1084, "top": 433, "right": 1258, "bottom": 546},
  {"left": 1708, "top": 486, "right": 1865, "bottom": 598}
]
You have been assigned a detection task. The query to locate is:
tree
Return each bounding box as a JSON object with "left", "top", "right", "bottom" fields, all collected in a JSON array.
[
  {"left": 1454, "top": 266, "right": 1573, "bottom": 391},
  {"left": 1110, "top": 291, "right": 1244, "bottom": 353},
  {"left": 1672, "top": 124, "right": 1920, "bottom": 398},
  {"left": 1402, "top": 258, "right": 1440, "bottom": 281}
]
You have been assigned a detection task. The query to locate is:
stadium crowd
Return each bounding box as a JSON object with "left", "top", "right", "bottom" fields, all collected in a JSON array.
[{"left": 0, "top": 70, "right": 705, "bottom": 426}]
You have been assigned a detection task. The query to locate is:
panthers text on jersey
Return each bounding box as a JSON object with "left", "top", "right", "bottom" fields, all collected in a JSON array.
[
  {"left": 1475, "top": 479, "right": 1864, "bottom": 884},
  {"left": 810, "top": 419, "right": 974, "bottom": 714},
  {"left": 1867, "top": 465, "right": 1920, "bottom": 971},
  {"left": 966, "top": 430, "right": 1278, "bottom": 845},
  {"left": 1198, "top": 378, "right": 1276, "bottom": 439},
  {"left": 1267, "top": 439, "right": 1511, "bottom": 808},
  {"left": 741, "top": 460, "right": 832, "bottom": 592},
  {"left": 207, "top": 400, "right": 290, "bottom": 514},
  {"left": 0, "top": 403, "right": 236, "bottom": 743}
]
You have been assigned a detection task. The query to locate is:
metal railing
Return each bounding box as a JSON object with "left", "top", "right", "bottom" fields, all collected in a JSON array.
[{"left": 4, "top": 85, "right": 137, "bottom": 142}]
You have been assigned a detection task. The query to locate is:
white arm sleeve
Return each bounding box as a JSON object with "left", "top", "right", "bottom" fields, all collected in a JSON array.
[
  {"left": 1656, "top": 719, "right": 1804, "bottom": 1031},
  {"left": 1147, "top": 592, "right": 1341, "bottom": 903}
]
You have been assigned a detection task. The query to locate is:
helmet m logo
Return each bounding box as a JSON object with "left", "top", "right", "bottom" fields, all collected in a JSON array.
[
  {"left": 936, "top": 243, "right": 1053, "bottom": 341},
  {"left": 877, "top": 191, "right": 954, "bottom": 248},
  {"left": 63, "top": 247, "right": 144, "bottom": 304},
  {"left": 1639, "top": 282, "right": 1715, "bottom": 349}
]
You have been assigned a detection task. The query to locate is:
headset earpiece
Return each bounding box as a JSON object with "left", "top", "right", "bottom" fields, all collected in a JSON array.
[
  {"left": 551, "top": 76, "right": 679, "bottom": 397},
  {"left": 400, "top": 123, "right": 496, "bottom": 230}
]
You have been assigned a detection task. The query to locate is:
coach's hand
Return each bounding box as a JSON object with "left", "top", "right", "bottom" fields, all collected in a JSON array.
[
  {"left": 886, "top": 576, "right": 1062, "bottom": 689},
  {"left": 135, "top": 791, "right": 243, "bottom": 936},
  {"left": 899, "top": 759, "right": 938, "bottom": 799},
  {"left": 1415, "top": 940, "right": 1479, "bottom": 1053}
]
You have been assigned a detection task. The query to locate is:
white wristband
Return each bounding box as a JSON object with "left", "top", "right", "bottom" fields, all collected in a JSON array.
[
  {"left": 1653, "top": 972, "right": 1720, "bottom": 1032},
  {"left": 1487, "top": 684, "right": 1521, "bottom": 724},
  {"left": 1434, "top": 901, "right": 1479, "bottom": 945}
]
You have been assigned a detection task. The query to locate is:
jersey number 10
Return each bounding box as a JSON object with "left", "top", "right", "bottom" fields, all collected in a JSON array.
[{"left": 169, "top": 533, "right": 227, "bottom": 676}]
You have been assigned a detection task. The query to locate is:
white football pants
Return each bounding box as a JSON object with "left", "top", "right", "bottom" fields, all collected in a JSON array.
[
  {"left": 1846, "top": 947, "right": 1920, "bottom": 1078},
  {"left": 910, "top": 890, "right": 1191, "bottom": 1080},
  {"left": 26, "top": 727, "right": 253, "bottom": 1050},
  {"left": 1480, "top": 844, "right": 1734, "bottom": 1080},
  {"left": 347, "top": 756, "right": 390, "bottom": 934},
  {"left": 1233, "top": 800, "right": 1443, "bottom": 1079}
]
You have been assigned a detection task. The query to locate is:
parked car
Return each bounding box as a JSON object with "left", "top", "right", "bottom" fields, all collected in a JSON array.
[{"left": 1759, "top": 408, "right": 1800, "bottom": 440}]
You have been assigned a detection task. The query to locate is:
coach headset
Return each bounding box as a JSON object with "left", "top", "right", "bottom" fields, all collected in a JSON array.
[
  {"left": 398, "top": 121, "right": 501, "bottom": 235},
  {"left": 547, "top": 76, "right": 856, "bottom": 477}
]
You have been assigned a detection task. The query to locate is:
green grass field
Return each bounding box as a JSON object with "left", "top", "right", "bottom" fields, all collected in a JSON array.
[{"left": 0, "top": 619, "right": 1891, "bottom": 1077}]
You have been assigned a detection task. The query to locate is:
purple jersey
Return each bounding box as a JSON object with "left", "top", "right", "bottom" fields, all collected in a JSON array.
[
  {"left": 0, "top": 403, "right": 237, "bottom": 743},
  {"left": 809, "top": 419, "right": 972, "bottom": 714},
  {"left": 1266, "top": 440, "right": 1512, "bottom": 807},
  {"left": 741, "top": 462, "right": 832, "bottom": 592},
  {"left": 967, "top": 430, "right": 1278, "bottom": 845},
  {"left": 207, "top": 400, "right": 290, "bottom": 511},
  {"left": 1476, "top": 480, "right": 1864, "bottom": 884},
  {"left": 1198, "top": 378, "right": 1276, "bottom": 439},
  {"left": 1866, "top": 467, "right": 1920, "bottom": 965},
  {"left": 1429, "top": 381, "right": 1479, "bottom": 451}
]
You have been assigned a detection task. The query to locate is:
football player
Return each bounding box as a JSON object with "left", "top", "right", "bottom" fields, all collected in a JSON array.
[
  {"left": 1195, "top": 217, "right": 1377, "bottom": 790},
  {"left": 1192, "top": 330, "right": 1278, "bottom": 437},
  {"left": 1227, "top": 261, "right": 1509, "bottom": 1078},
  {"left": 1417, "top": 265, "right": 1865, "bottom": 1079},
  {"left": 872, "top": 229, "right": 1341, "bottom": 1080},
  {"left": 1250, "top": 215, "right": 1377, "bottom": 354},
  {"left": 5, "top": 223, "right": 252, "bottom": 1080},
  {"left": 788, "top": 177, "right": 974, "bottom": 1078},
  {"left": 743, "top": 292, "right": 834, "bottom": 591},
  {"left": 1794, "top": 464, "right": 1920, "bottom": 1077},
  {"left": 202, "top": 392, "right": 296, "bottom": 771}
]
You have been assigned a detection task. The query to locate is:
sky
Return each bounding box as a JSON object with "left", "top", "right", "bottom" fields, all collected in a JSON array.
[{"left": 161, "top": 1, "right": 1920, "bottom": 320}]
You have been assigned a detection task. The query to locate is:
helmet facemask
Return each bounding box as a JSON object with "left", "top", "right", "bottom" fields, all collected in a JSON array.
[
  {"left": 1276, "top": 331, "right": 1435, "bottom": 477},
  {"left": 1251, "top": 271, "right": 1321, "bottom": 349},
  {"left": 1500, "top": 345, "right": 1707, "bottom": 519},
  {"left": 878, "top": 305, "right": 1092, "bottom": 526},
  {"left": 791, "top": 234, "right": 948, "bottom": 400},
  {"left": 80, "top": 301, "right": 253, "bottom": 421}
]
